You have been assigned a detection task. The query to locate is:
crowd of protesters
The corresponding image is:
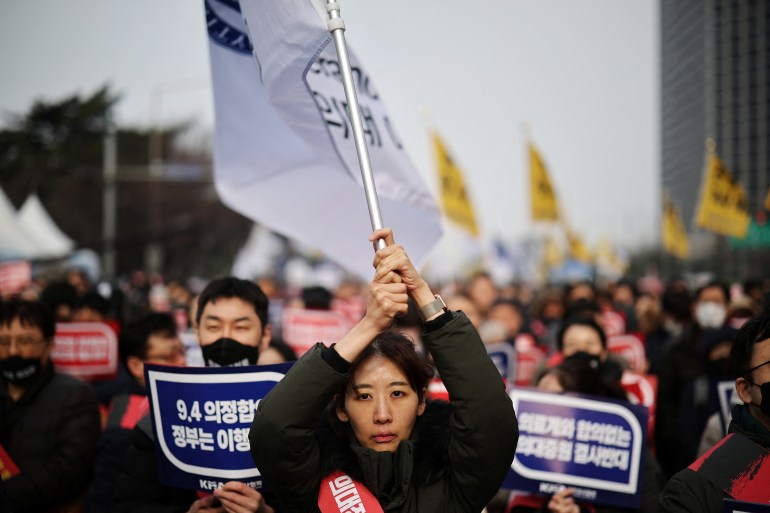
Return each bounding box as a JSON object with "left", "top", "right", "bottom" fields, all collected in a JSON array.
[{"left": 1, "top": 262, "right": 769, "bottom": 513}]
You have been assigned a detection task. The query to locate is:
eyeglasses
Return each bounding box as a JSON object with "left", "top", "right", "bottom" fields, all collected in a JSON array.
[
  {"left": 0, "top": 336, "right": 46, "bottom": 349},
  {"left": 145, "top": 347, "right": 186, "bottom": 364},
  {"left": 746, "top": 358, "right": 770, "bottom": 376}
]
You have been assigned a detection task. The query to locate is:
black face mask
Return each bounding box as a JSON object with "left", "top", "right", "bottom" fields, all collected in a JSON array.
[
  {"left": 201, "top": 338, "right": 259, "bottom": 367},
  {"left": 749, "top": 380, "right": 770, "bottom": 417},
  {"left": 0, "top": 356, "right": 43, "bottom": 385},
  {"left": 564, "top": 351, "right": 601, "bottom": 371}
]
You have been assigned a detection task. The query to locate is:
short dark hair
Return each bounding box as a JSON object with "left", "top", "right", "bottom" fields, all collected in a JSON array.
[
  {"left": 557, "top": 316, "right": 607, "bottom": 351},
  {"left": 301, "top": 286, "right": 333, "bottom": 310},
  {"left": 39, "top": 281, "right": 77, "bottom": 315},
  {"left": 0, "top": 299, "right": 55, "bottom": 340},
  {"left": 564, "top": 298, "right": 601, "bottom": 321},
  {"left": 335, "top": 331, "right": 434, "bottom": 414},
  {"left": 119, "top": 312, "right": 178, "bottom": 363},
  {"left": 196, "top": 277, "right": 269, "bottom": 327},
  {"left": 489, "top": 298, "right": 524, "bottom": 317},
  {"left": 76, "top": 290, "right": 110, "bottom": 316},
  {"left": 730, "top": 310, "right": 770, "bottom": 379},
  {"left": 661, "top": 287, "right": 692, "bottom": 322},
  {"left": 695, "top": 281, "right": 729, "bottom": 303}
]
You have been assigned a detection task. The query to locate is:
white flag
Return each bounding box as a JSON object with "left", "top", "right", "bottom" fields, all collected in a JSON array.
[{"left": 206, "top": 0, "right": 442, "bottom": 280}]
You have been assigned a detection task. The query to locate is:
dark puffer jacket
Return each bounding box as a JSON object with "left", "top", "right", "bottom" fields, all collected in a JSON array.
[
  {"left": 658, "top": 404, "right": 770, "bottom": 513},
  {"left": 250, "top": 311, "right": 519, "bottom": 513},
  {"left": 0, "top": 364, "right": 100, "bottom": 513}
]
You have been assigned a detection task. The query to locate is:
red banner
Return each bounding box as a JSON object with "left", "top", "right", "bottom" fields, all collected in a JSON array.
[
  {"left": 0, "top": 260, "right": 31, "bottom": 298},
  {"left": 282, "top": 308, "right": 352, "bottom": 357},
  {"left": 318, "top": 471, "right": 384, "bottom": 513},
  {"left": 51, "top": 322, "right": 119, "bottom": 381},
  {"left": 607, "top": 334, "right": 646, "bottom": 373},
  {"left": 0, "top": 443, "right": 20, "bottom": 481}
]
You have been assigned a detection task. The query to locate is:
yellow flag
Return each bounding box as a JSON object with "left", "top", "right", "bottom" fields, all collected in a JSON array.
[
  {"left": 695, "top": 153, "right": 750, "bottom": 238},
  {"left": 565, "top": 228, "right": 591, "bottom": 262},
  {"left": 542, "top": 234, "right": 563, "bottom": 267},
  {"left": 433, "top": 132, "right": 479, "bottom": 236},
  {"left": 662, "top": 192, "right": 690, "bottom": 259},
  {"left": 529, "top": 144, "right": 560, "bottom": 221},
  {"left": 764, "top": 187, "right": 770, "bottom": 211}
]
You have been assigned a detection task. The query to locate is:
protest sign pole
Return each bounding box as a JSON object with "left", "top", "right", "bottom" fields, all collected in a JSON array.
[{"left": 325, "top": 0, "right": 387, "bottom": 250}]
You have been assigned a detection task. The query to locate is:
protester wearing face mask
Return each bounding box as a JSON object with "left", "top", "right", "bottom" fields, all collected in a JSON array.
[
  {"left": 671, "top": 326, "right": 738, "bottom": 472},
  {"left": 0, "top": 299, "right": 101, "bottom": 513},
  {"left": 556, "top": 316, "right": 625, "bottom": 390},
  {"left": 660, "top": 310, "right": 770, "bottom": 512},
  {"left": 656, "top": 281, "right": 729, "bottom": 478},
  {"left": 113, "top": 277, "right": 276, "bottom": 513}
]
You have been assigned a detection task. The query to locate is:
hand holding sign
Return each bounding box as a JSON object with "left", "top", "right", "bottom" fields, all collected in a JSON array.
[
  {"left": 547, "top": 488, "right": 580, "bottom": 513},
  {"left": 213, "top": 481, "right": 274, "bottom": 513}
]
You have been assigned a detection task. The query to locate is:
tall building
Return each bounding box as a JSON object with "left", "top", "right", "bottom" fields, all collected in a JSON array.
[{"left": 660, "top": 0, "right": 769, "bottom": 237}]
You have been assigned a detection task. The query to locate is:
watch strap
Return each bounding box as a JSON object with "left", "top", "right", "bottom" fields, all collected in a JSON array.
[{"left": 418, "top": 294, "right": 446, "bottom": 321}]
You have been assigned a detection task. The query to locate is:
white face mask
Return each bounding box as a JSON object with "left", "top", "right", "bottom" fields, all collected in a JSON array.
[{"left": 695, "top": 301, "right": 727, "bottom": 329}]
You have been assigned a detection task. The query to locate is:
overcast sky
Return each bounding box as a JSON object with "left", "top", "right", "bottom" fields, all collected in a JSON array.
[{"left": 0, "top": 0, "right": 659, "bottom": 252}]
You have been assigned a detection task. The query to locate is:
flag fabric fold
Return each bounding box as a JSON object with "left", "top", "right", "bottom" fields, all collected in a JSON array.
[
  {"left": 432, "top": 131, "right": 479, "bottom": 237},
  {"left": 528, "top": 143, "right": 560, "bottom": 222},
  {"left": 695, "top": 152, "right": 750, "bottom": 238},
  {"left": 206, "top": 0, "right": 442, "bottom": 280},
  {"left": 662, "top": 191, "right": 690, "bottom": 259}
]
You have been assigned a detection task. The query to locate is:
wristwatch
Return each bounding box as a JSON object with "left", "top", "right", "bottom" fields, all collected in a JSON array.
[{"left": 418, "top": 294, "right": 447, "bottom": 321}]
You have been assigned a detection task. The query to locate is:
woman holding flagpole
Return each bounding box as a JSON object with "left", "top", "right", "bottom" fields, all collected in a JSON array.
[{"left": 250, "top": 228, "right": 518, "bottom": 513}]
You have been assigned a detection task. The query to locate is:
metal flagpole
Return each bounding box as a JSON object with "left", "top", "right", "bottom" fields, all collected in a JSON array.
[{"left": 325, "top": 0, "right": 387, "bottom": 250}]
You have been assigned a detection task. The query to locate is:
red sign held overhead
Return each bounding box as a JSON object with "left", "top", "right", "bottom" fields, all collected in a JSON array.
[
  {"left": 52, "top": 322, "right": 119, "bottom": 381},
  {"left": 0, "top": 260, "right": 32, "bottom": 298},
  {"left": 282, "top": 308, "right": 353, "bottom": 357},
  {"left": 607, "top": 334, "right": 646, "bottom": 373}
]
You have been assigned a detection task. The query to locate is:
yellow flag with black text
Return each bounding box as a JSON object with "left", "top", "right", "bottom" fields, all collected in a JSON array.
[
  {"left": 433, "top": 132, "right": 479, "bottom": 237},
  {"left": 565, "top": 228, "right": 591, "bottom": 262},
  {"left": 695, "top": 153, "right": 750, "bottom": 238},
  {"left": 529, "top": 144, "right": 560, "bottom": 221},
  {"left": 662, "top": 192, "right": 690, "bottom": 259}
]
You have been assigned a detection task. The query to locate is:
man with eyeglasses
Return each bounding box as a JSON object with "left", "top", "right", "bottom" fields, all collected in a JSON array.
[
  {"left": 87, "top": 312, "right": 186, "bottom": 513},
  {"left": 660, "top": 310, "right": 770, "bottom": 512},
  {"left": 0, "top": 298, "right": 100, "bottom": 513}
]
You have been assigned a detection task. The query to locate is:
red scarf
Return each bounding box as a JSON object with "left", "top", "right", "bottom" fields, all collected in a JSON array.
[{"left": 318, "top": 471, "right": 384, "bottom": 513}]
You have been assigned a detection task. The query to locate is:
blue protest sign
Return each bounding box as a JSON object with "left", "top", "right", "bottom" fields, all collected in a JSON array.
[
  {"left": 716, "top": 379, "right": 739, "bottom": 432},
  {"left": 144, "top": 362, "right": 293, "bottom": 492},
  {"left": 485, "top": 342, "right": 517, "bottom": 382},
  {"left": 505, "top": 387, "right": 649, "bottom": 510}
]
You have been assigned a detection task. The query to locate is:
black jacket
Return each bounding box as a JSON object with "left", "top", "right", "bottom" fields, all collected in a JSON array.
[
  {"left": 250, "top": 311, "right": 519, "bottom": 513},
  {"left": 111, "top": 415, "right": 200, "bottom": 513},
  {"left": 86, "top": 390, "right": 149, "bottom": 513},
  {"left": 658, "top": 404, "right": 770, "bottom": 512},
  {"left": 0, "top": 364, "right": 100, "bottom": 513}
]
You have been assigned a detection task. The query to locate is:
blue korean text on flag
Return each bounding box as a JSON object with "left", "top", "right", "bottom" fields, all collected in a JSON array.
[{"left": 205, "top": 0, "right": 442, "bottom": 280}]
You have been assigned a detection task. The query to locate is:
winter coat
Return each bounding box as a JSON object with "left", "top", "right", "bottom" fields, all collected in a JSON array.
[
  {"left": 250, "top": 311, "right": 519, "bottom": 513},
  {"left": 658, "top": 404, "right": 770, "bottom": 513},
  {"left": 111, "top": 414, "right": 200, "bottom": 513},
  {"left": 0, "top": 363, "right": 100, "bottom": 513},
  {"left": 86, "top": 391, "right": 150, "bottom": 513}
]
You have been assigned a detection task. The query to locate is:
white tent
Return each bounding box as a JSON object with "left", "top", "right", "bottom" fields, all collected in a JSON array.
[
  {"left": 17, "top": 193, "right": 74, "bottom": 258},
  {"left": 0, "top": 187, "right": 40, "bottom": 261}
]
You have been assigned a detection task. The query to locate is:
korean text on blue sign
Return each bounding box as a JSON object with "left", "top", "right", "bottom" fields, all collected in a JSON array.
[
  {"left": 506, "top": 387, "right": 649, "bottom": 510},
  {"left": 144, "top": 362, "right": 292, "bottom": 492}
]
